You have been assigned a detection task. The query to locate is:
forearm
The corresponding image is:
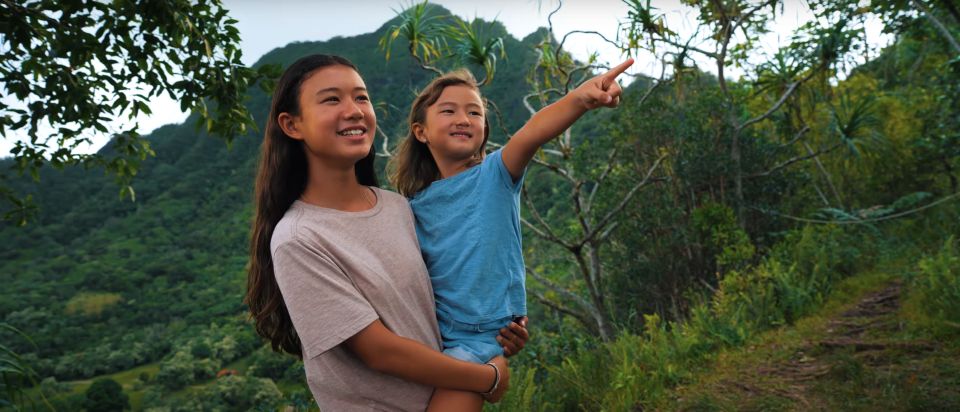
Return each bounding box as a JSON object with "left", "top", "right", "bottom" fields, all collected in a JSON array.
[
  {"left": 502, "top": 58, "right": 632, "bottom": 178},
  {"left": 372, "top": 335, "right": 495, "bottom": 392},
  {"left": 502, "top": 94, "right": 586, "bottom": 177},
  {"left": 346, "top": 320, "right": 496, "bottom": 393},
  {"left": 512, "top": 94, "right": 586, "bottom": 155}
]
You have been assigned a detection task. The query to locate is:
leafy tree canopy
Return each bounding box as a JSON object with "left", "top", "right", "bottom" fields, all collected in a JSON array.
[{"left": 0, "top": 0, "right": 279, "bottom": 224}]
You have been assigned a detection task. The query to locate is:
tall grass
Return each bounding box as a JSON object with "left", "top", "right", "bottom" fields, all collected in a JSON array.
[
  {"left": 488, "top": 224, "right": 869, "bottom": 411},
  {"left": 903, "top": 235, "right": 960, "bottom": 338}
]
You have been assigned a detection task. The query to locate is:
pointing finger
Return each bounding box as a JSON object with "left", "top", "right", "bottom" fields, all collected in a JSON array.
[{"left": 601, "top": 58, "right": 634, "bottom": 88}]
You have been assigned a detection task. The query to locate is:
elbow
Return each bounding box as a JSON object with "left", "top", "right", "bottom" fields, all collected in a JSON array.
[
  {"left": 353, "top": 342, "right": 400, "bottom": 374},
  {"left": 359, "top": 350, "right": 397, "bottom": 374},
  {"left": 344, "top": 320, "right": 407, "bottom": 374}
]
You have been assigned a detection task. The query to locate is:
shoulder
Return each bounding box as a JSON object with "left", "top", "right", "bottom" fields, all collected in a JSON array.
[
  {"left": 480, "top": 148, "right": 508, "bottom": 175},
  {"left": 374, "top": 187, "right": 408, "bottom": 206},
  {"left": 271, "top": 204, "right": 306, "bottom": 256},
  {"left": 485, "top": 148, "right": 504, "bottom": 163},
  {"left": 374, "top": 187, "right": 418, "bottom": 222},
  {"left": 481, "top": 148, "right": 523, "bottom": 191}
]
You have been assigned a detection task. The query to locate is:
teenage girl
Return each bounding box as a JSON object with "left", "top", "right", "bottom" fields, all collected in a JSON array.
[
  {"left": 392, "top": 58, "right": 634, "bottom": 410},
  {"left": 246, "top": 54, "right": 529, "bottom": 411}
]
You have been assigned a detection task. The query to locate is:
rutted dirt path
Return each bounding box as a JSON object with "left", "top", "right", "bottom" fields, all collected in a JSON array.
[{"left": 669, "top": 277, "right": 960, "bottom": 411}]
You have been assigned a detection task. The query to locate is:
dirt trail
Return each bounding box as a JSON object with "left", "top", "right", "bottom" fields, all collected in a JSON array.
[{"left": 672, "top": 278, "right": 958, "bottom": 411}]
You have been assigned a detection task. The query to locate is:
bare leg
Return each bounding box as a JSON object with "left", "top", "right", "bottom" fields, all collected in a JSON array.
[{"left": 427, "top": 388, "right": 483, "bottom": 412}]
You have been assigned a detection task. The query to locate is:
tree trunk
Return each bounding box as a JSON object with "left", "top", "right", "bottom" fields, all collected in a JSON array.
[
  {"left": 731, "top": 120, "right": 745, "bottom": 226},
  {"left": 574, "top": 246, "right": 616, "bottom": 341}
]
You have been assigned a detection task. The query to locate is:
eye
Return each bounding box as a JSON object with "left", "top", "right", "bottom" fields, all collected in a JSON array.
[
  {"left": 469, "top": 111, "right": 483, "bottom": 117},
  {"left": 440, "top": 109, "right": 454, "bottom": 114},
  {"left": 356, "top": 95, "right": 370, "bottom": 103},
  {"left": 321, "top": 96, "right": 340, "bottom": 104}
]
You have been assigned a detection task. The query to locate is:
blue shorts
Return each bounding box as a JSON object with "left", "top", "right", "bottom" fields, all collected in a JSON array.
[{"left": 438, "top": 315, "right": 517, "bottom": 364}]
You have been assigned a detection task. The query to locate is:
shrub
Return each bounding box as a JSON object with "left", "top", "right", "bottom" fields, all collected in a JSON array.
[
  {"left": 82, "top": 378, "right": 129, "bottom": 412},
  {"left": 496, "top": 223, "right": 871, "bottom": 410},
  {"left": 904, "top": 236, "right": 960, "bottom": 337}
]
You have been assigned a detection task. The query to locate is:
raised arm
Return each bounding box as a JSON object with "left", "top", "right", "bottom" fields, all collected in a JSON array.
[
  {"left": 345, "top": 319, "right": 511, "bottom": 402},
  {"left": 501, "top": 58, "right": 634, "bottom": 180}
]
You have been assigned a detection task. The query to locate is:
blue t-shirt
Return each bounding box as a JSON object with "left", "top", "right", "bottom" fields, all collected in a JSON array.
[{"left": 409, "top": 149, "right": 527, "bottom": 324}]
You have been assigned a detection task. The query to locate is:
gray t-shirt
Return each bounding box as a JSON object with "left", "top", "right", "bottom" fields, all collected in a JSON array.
[{"left": 271, "top": 187, "right": 442, "bottom": 411}]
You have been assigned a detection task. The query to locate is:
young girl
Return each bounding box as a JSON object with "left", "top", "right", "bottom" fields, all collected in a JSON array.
[
  {"left": 246, "top": 54, "right": 529, "bottom": 411},
  {"left": 392, "top": 59, "right": 634, "bottom": 409}
]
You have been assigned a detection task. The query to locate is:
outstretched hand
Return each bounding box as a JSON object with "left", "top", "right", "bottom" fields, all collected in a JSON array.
[{"left": 572, "top": 58, "right": 634, "bottom": 110}]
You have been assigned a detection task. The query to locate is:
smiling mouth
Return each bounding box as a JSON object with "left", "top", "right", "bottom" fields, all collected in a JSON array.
[
  {"left": 450, "top": 131, "right": 473, "bottom": 138},
  {"left": 337, "top": 127, "right": 367, "bottom": 136}
]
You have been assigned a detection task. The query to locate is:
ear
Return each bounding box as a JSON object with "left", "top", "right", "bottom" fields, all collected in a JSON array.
[
  {"left": 277, "top": 112, "right": 303, "bottom": 140},
  {"left": 412, "top": 122, "right": 429, "bottom": 144}
]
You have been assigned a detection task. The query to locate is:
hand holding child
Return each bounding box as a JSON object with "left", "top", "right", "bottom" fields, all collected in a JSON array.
[{"left": 497, "top": 316, "right": 529, "bottom": 357}]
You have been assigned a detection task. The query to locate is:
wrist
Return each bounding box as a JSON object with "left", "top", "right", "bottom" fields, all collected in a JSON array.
[
  {"left": 560, "top": 92, "right": 590, "bottom": 114},
  {"left": 481, "top": 362, "right": 500, "bottom": 395}
]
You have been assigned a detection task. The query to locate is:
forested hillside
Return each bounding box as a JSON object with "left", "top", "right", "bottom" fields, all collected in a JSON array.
[{"left": 2, "top": 1, "right": 959, "bottom": 410}]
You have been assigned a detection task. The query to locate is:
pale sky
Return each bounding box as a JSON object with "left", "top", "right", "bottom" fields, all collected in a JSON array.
[{"left": 0, "top": 0, "right": 890, "bottom": 157}]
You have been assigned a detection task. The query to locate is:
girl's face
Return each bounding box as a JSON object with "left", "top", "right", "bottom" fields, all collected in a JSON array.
[
  {"left": 279, "top": 65, "right": 376, "bottom": 168},
  {"left": 414, "top": 85, "right": 485, "bottom": 162}
]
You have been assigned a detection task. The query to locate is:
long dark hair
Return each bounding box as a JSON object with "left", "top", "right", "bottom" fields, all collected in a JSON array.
[
  {"left": 390, "top": 69, "right": 489, "bottom": 197},
  {"left": 246, "top": 54, "right": 378, "bottom": 358}
]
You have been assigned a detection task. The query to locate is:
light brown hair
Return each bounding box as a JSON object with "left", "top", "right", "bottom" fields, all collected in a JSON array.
[{"left": 390, "top": 69, "right": 490, "bottom": 197}]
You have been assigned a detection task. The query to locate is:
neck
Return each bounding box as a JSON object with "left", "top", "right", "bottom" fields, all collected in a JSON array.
[
  {"left": 300, "top": 156, "right": 374, "bottom": 212},
  {"left": 432, "top": 153, "right": 477, "bottom": 179}
]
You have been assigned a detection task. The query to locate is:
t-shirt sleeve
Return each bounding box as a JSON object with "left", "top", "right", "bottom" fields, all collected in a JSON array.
[
  {"left": 488, "top": 149, "right": 525, "bottom": 193},
  {"left": 272, "top": 239, "right": 379, "bottom": 359}
]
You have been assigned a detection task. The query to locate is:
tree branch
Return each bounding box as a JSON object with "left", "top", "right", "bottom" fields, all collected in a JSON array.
[
  {"left": 375, "top": 125, "right": 393, "bottom": 158},
  {"left": 557, "top": 30, "right": 622, "bottom": 55},
  {"left": 731, "top": 1, "right": 775, "bottom": 38},
  {"left": 709, "top": 0, "right": 733, "bottom": 98},
  {"left": 529, "top": 289, "right": 595, "bottom": 333},
  {"left": 737, "top": 65, "right": 822, "bottom": 133},
  {"left": 527, "top": 153, "right": 574, "bottom": 182},
  {"left": 778, "top": 125, "right": 810, "bottom": 148},
  {"left": 804, "top": 141, "right": 844, "bottom": 208},
  {"left": 585, "top": 154, "right": 667, "bottom": 244},
  {"left": 525, "top": 267, "right": 594, "bottom": 313},
  {"left": 520, "top": 184, "right": 573, "bottom": 249},
  {"left": 485, "top": 99, "right": 512, "bottom": 140},
  {"left": 409, "top": 51, "right": 444, "bottom": 76},
  {"left": 651, "top": 37, "right": 719, "bottom": 60},
  {"left": 523, "top": 89, "right": 564, "bottom": 116},
  {"left": 572, "top": 180, "right": 593, "bottom": 236},
  {"left": 586, "top": 148, "right": 619, "bottom": 214},
  {"left": 746, "top": 142, "right": 843, "bottom": 178}
]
